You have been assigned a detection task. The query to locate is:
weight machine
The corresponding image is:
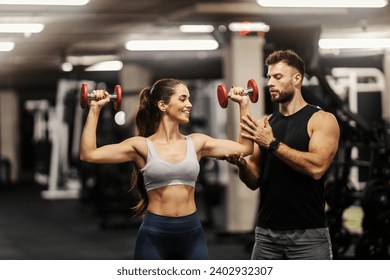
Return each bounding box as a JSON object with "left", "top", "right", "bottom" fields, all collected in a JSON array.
[
  {"left": 41, "top": 79, "right": 95, "bottom": 199},
  {"left": 310, "top": 60, "right": 390, "bottom": 259}
]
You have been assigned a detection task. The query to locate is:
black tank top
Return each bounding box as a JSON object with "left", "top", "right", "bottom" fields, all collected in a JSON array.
[{"left": 257, "top": 104, "right": 327, "bottom": 229}]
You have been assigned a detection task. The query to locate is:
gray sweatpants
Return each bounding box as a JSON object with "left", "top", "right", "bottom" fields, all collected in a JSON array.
[{"left": 251, "top": 227, "right": 333, "bottom": 260}]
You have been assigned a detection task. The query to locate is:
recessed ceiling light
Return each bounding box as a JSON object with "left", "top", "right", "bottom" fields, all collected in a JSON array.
[
  {"left": 66, "top": 55, "right": 119, "bottom": 66},
  {"left": 0, "top": 0, "right": 89, "bottom": 5},
  {"left": 0, "top": 42, "right": 15, "bottom": 51},
  {"left": 85, "top": 60, "right": 123, "bottom": 72},
  {"left": 257, "top": 0, "right": 388, "bottom": 8},
  {"left": 319, "top": 38, "right": 390, "bottom": 49},
  {"left": 0, "top": 24, "right": 44, "bottom": 33},
  {"left": 179, "top": 25, "right": 215, "bottom": 33},
  {"left": 125, "top": 39, "right": 219, "bottom": 51}
]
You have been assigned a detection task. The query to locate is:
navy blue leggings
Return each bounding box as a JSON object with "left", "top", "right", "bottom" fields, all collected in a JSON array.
[{"left": 134, "top": 211, "right": 209, "bottom": 260}]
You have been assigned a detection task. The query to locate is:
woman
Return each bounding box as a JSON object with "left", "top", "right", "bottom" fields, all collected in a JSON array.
[{"left": 80, "top": 78, "right": 253, "bottom": 259}]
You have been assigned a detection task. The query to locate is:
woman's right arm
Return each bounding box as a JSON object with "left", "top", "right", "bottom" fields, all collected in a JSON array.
[{"left": 79, "top": 91, "right": 144, "bottom": 164}]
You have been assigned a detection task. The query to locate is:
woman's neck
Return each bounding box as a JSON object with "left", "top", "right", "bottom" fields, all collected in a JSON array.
[{"left": 151, "top": 120, "right": 183, "bottom": 143}]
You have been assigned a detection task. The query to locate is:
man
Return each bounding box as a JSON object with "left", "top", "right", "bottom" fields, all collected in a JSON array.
[{"left": 226, "top": 50, "right": 340, "bottom": 259}]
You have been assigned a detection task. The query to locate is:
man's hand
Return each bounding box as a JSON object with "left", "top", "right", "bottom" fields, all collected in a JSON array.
[
  {"left": 223, "top": 152, "right": 247, "bottom": 168},
  {"left": 241, "top": 115, "right": 275, "bottom": 149}
]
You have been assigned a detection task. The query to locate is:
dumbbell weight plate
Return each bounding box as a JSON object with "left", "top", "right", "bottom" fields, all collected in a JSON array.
[
  {"left": 247, "top": 79, "right": 259, "bottom": 103},
  {"left": 113, "top": 85, "right": 122, "bottom": 111},
  {"left": 217, "top": 84, "right": 228, "bottom": 108},
  {"left": 80, "top": 83, "right": 88, "bottom": 109}
]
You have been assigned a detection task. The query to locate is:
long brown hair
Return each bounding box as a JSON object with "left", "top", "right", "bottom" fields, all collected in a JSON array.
[{"left": 130, "top": 78, "right": 186, "bottom": 216}]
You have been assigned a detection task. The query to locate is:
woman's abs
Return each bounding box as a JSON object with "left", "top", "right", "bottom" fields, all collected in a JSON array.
[{"left": 146, "top": 185, "right": 196, "bottom": 217}]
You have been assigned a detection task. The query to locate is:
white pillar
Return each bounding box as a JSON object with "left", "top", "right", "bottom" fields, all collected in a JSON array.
[
  {"left": 223, "top": 34, "right": 265, "bottom": 232},
  {"left": 119, "top": 64, "right": 152, "bottom": 125},
  {"left": 383, "top": 51, "right": 390, "bottom": 122},
  {"left": 0, "top": 90, "right": 20, "bottom": 183}
]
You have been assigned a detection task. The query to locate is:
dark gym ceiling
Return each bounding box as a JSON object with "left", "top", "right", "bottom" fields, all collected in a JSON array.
[{"left": 1, "top": 0, "right": 390, "bottom": 90}]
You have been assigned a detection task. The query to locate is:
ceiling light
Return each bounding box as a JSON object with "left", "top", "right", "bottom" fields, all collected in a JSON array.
[
  {"left": 257, "top": 0, "right": 388, "bottom": 8},
  {"left": 0, "top": 42, "right": 15, "bottom": 51},
  {"left": 319, "top": 38, "right": 390, "bottom": 49},
  {"left": 66, "top": 55, "right": 119, "bottom": 66},
  {"left": 125, "top": 39, "right": 219, "bottom": 51},
  {"left": 0, "top": 0, "right": 89, "bottom": 5},
  {"left": 228, "top": 22, "right": 270, "bottom": 33},
  {"left": 179, "top": 25, "right": 215, "bottom": 33},
  {"left": 0, "top": 23, "right": 44, "bottom": 33},
  {"left": 85, "top": 60, "right": 123, "bottom": 72}
]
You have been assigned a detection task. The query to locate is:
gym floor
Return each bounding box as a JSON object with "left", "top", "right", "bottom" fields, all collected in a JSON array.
[{"left": 0, "top": 183, "right": 253, "bottom": 260}]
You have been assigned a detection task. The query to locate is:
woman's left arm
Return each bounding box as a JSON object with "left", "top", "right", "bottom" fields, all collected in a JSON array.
[{"left": 193, "top": 90, "right": 254, "bottom": 159}]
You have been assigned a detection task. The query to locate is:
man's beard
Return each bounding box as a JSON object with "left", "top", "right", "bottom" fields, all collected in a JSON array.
[{"left": 271, "top": 89, "right": 294, "bottom": 104}]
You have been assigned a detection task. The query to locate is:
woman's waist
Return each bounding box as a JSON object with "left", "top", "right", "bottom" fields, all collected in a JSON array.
[
  {"left": 141, "top": 211, "right": 201, "bottom": 234},
  {"left": 146, "top": 202, "right": 196, "bottom": 217}
]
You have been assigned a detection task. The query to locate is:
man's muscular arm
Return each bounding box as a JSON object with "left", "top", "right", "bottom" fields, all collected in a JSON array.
[{"left": 272, "top": 111, "right": 340, "bottom": 180}]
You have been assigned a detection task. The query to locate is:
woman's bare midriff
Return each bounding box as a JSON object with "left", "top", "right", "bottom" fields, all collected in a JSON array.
[{"left": 146, "top": 185, "right": 196, "bottom": 217}]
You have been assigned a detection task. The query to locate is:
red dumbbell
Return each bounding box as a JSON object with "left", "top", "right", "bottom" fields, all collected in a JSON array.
[
  {"left": 80, "top": 83, "right": 122, "bottom": 111},
  {"left": 217, "top": 79, "right": 259, "bottom": 108}
]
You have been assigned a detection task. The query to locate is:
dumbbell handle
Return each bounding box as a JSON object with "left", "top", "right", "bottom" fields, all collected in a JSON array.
[{"left": 86, "top": 92, "right": 119, "bottom": 101}]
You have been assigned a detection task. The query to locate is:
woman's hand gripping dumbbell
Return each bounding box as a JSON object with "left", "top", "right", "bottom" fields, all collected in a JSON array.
[
  {"left": 217, "top": 79, "right": 259, "bottom": 108},
  {"left": 80, "top": 83, "right": 122, "bottom": 111}
]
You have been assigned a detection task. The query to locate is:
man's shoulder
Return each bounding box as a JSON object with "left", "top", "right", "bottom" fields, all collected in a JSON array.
[{"left": 310, "top": 110, "right": 339, "bottom": 131}]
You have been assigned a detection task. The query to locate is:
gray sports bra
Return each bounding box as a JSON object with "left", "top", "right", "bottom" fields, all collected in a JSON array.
[{"left": 141, "top": 135, "right": 200, "bottom": 192}]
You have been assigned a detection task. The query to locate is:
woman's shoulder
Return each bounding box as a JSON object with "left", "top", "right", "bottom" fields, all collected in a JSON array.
[
  {"left": 188, "top": 132, "right": 211, "bottom": 142},
  {"left": 121, "top": 136, "right": 148, "bottom": 158},
  {"left": 188, "top": 133, "right": 214, "bottom": 152},
  {"left": 122, "top": 136, "right": 147, "bottom": 147},
  {"left": 125, "top": 135, "right": 146, "bottom": 141}
]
